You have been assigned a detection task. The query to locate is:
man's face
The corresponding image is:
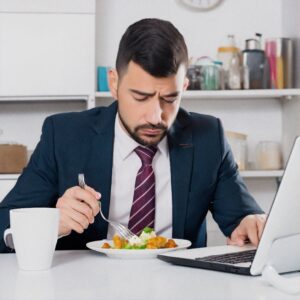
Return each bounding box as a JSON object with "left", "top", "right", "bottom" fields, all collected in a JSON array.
[{"left": 109, "top": 61, "right": 189, "bottom": 146}]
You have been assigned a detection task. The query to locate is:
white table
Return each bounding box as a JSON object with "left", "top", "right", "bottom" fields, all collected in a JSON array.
[{"left": 0, "top": 250, "right": 299, "bottom": 300}]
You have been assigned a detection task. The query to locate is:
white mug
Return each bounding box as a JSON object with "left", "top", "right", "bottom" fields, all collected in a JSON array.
[{"left": 4, "top": 208, "right": 60, "bottom": 271}]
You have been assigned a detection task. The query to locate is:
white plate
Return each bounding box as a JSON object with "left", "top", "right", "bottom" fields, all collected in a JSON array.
[{"left": 86, "top": 239, "right": 192, "bottom": 259}]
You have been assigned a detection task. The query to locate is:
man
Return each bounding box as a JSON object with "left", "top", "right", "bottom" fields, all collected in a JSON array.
[{"left": 0, "top": 18, "right": 266, "bottom": 252}]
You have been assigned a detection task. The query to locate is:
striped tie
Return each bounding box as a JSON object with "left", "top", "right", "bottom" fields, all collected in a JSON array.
[{"left": 128, "top": 146, "right": 157, "bottom": 235}]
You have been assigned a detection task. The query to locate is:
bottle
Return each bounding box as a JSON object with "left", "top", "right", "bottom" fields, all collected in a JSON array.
[
  {"left": 242, "top": 64, "right": 250, "bottom": 89},
  {"left": 228, "top": 51, "right": 241, "bottom": 90},
  {"left": 266, "top": 38, "right": 294, "bottom": 89},
  {"left": 242, "top": 33, "right": 266, "bottom": 89},
  {"left": 217, "top": 35, "right": 239, "bottom": 71},
  {"left": 217, "top": 35, "right": 240, "bottom": 89}
]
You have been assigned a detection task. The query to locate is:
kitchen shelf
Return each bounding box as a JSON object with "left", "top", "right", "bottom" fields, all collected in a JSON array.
[
  {"left": 0, "top": 95, "right": 95, "bottom": 109},
  {"left": 182, "top": 89, "right": 300, "bottom": 100},
  {"left": 0, "top": 174, "right": 20, "bottom": 180},
  {"left": 95, "top": 89, "right": 300, "bottom": 100},
  {"left": 0, "top": 95, "right": 90, "bottom": 102},
  {"left": 95, "top": 91, "right": 112, "bottom": 98},
  {"left": 239, "top": 170, "right": 284, "bottom": 178}
]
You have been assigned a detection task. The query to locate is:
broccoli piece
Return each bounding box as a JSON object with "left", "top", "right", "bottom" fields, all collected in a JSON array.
[{"left": 142, "top": 227, "right": 154, "bottom": 234}]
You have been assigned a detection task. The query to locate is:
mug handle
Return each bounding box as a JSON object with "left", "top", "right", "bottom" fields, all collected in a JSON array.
[{"left": 3, "top": 228, "right": 15, "bottom": 249}]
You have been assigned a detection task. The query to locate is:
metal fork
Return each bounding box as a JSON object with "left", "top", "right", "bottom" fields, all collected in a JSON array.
[{"left": 78, "top": 173, "right": 137, "bottom": 240}]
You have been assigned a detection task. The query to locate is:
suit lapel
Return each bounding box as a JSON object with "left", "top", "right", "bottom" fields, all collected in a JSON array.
[
  {"left": 83, "top": 102, "right": 117, "bottom": 235},
  {"left": 168, "top": 109, "right": 193, "bottom": 238}
]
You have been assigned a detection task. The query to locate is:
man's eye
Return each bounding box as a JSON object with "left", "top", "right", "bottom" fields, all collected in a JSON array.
[
  {"left": 162, "top": 98, "right": 177, "bottom": 103},
  {"left": 134, "top": 96, "right": 148, "bottom": 101}
]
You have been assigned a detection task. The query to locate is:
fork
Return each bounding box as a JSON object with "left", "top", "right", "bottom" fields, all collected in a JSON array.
[{"left": 78, "top": 173, "right": 137, "bottom": 241}]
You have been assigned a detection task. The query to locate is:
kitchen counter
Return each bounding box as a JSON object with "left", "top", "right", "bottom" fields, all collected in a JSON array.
[{"left": 0, "top": 250, "right": 299, "bottom": 300}]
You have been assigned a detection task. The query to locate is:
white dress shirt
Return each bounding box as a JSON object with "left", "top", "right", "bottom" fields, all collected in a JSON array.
[{"left": 107, "top": 114, "right": 172, "bottom": 239}]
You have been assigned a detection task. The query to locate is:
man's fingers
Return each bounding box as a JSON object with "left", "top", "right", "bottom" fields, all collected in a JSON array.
[
  {"left": 246, "top": 224, "right": 259, "bottom": 246},
  {"left": 71, "top": 186, "right": 100, "bottom": 216},
  {"left": 56, "top": 185, "right": 102, "bottom": 236},
  {"left": 71, "top": 200, "right": 95, "bottom": 223},
  {"left": 257, "top": 214, "right": 267, "bottom": 239},
  {"left": 228, "top": 234, "right": 247, "bottom": 246},
  {"left": 84, "top": 185, "right": 101, "bottom": 201},
  {"left": 227, "top": 237, "right": 239, "bottom": 246},
  {"left": 61, "top": 207, "right": 89, "bottom": 234}
]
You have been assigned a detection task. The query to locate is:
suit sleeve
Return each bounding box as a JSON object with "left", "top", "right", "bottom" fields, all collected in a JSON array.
[
  {"left": 210, "top": 119, "right": 264, "bottom": 237},
  {"left": 0, "top": 117, "right": 59, "bottom": 252}
]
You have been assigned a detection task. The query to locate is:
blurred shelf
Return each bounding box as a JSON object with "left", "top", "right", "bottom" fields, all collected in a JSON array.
[
  {"left": 95, "top": 89, "right": 300, "bottom": 100},
  {"left": 240, "top": 170, "right": 284, "bottom": 178},
  {"left": 182, "top": 89, "right": 300, "bottom": 100},
  {"left": 0, "top": 174, "right": 20, "bottom": 180},
  {"left": 0, "top": 95, "right": 90, "bottom": 102},
  {"left": 95, "top": 91, "right": 111, "bottom": 98}
]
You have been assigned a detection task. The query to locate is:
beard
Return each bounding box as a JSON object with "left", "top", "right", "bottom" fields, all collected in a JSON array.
[{"left": 118, "top": 113, "right": 168, "bottom": 146}]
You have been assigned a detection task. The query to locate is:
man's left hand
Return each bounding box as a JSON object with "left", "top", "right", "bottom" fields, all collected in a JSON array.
[{"left": 227, "top": 214, "right": 267, "bottom": 247}]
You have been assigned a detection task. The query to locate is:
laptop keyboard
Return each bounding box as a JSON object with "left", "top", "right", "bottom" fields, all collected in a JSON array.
[{"left": 195, "top": 249, "right": 256, "bottom": 265}]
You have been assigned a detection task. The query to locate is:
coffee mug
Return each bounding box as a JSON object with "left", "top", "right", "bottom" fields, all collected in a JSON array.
[{"left": 4, "top": 208, "right": 60, "bottom": 271}]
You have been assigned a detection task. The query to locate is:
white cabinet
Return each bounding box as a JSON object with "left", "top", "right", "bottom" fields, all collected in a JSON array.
[
  {"left": 0, "top": 175, "right": 19, "bottom": 202},
  {"left": 0, "top": 0, "right": 95, "bottom": 101}
]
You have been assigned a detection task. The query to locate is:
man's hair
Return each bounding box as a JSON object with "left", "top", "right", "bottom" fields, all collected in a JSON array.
[{"left": 116, "top": 18, "right": 188, "bottom": 78}]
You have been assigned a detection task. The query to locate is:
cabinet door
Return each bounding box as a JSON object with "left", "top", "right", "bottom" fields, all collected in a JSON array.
[
  {"left": 0, "top": 12, "right": 95, "bottom": 97},
  {"left": 0, "top": 180, "right": 16, "bottom": 202}
]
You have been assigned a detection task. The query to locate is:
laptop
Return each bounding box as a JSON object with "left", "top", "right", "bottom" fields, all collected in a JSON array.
[{"left": 158, "top": 137, "right": 300, "bottom": 276}]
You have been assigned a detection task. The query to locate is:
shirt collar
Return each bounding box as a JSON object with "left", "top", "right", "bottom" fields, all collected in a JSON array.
[{"left": 114, "top": 113, "right": 169, "bottom": 160}]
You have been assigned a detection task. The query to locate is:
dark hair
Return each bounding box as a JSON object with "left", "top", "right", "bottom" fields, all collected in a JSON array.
[{"left": 116, "top": 18, "right": 188, "bottom": 78}]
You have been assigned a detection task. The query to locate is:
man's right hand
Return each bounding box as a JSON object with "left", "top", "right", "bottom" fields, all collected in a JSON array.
[{"left": 56, "top": 185, "right": 101, "bottom": 236}]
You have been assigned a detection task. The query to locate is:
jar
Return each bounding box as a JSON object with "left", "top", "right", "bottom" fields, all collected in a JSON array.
[
  {"left": 214, "top": 60, "right": 225, "bottom": 90},
  {"left": 256, "top": 141, "right": 282, "bottom": 170},
  {"left": 186, "top": 65, "right": 201, "bottom": 90},
  {"left": 196, "top": 57, "right": 219, "bottom": 90},
  {"left": 201, "top": 65, "right": 219, "bottom": 90},
  {"left": 225, "top": 131, "right": 247, "bottom": 170}
]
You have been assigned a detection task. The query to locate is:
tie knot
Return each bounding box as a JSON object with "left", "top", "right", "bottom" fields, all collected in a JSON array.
[{"left": 135, "top": 146, "right": 157, "bottom": 165}]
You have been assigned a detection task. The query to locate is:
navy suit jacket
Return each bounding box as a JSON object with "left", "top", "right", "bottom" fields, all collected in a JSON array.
[{"left": 0, "top": 102, "right": 263, "bottom": 252}]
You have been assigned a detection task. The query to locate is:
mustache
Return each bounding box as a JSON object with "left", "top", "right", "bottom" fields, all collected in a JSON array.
[{"left": 136, "top": 124, "right": 167, "bottom": 131}]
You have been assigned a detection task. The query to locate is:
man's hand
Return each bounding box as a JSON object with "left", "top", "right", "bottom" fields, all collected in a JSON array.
[
  {"left": 227, "top": 214, "right": 267, "bottom": 247},
  {"left": 56, "top": 185, "right": 101, "bottom": 236}
]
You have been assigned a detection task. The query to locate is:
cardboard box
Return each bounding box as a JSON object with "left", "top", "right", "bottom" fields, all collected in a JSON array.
[{"left": 0, "top": 144, "right": 28, "bottom": 173}]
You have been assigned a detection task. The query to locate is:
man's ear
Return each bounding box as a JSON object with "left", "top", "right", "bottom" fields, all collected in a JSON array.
[
  {"left": 108, "top": 69, "right": 119, "bottom": 99},
  {"left": 183, "top": 77, "right": 189, "bottom": 91}
]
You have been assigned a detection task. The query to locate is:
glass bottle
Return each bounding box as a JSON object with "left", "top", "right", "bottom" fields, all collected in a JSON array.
[{"left": 228, "top": 52, "right": 241, "bottom": 90}]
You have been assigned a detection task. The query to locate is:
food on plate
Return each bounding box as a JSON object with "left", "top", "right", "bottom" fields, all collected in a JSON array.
[{"left": 101, "top": 227, "right": 177, "bottom": 250}]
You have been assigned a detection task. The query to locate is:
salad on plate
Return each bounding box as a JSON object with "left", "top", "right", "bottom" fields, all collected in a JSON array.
[{"left": 101, "top": 227, "right": 177, "bottom": 250}]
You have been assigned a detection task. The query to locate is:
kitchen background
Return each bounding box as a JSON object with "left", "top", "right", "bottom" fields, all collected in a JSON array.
[{"left": 1, "top": 0, "right": 300, "bottom": 245}]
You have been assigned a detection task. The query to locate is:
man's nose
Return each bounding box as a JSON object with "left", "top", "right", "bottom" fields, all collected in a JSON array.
[{"left": 145, "top": 99, "right": 163, "bottom": 125}]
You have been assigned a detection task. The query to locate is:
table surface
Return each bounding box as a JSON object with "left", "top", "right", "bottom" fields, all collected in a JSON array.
[{"left": 0, "top": 250, "right": 299, "bottom": 300}]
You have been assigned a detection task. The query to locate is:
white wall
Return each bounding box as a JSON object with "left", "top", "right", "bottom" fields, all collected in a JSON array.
[
  {"left": 96, "top": 0, "right": 282, "bottom": 66},
  {"left": 281, "top": 0, "right": 300, "bottom": 162}
]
